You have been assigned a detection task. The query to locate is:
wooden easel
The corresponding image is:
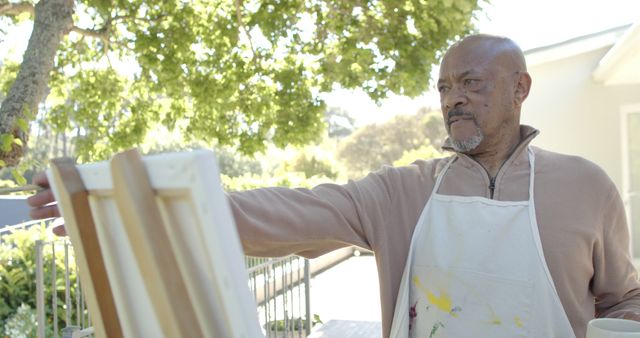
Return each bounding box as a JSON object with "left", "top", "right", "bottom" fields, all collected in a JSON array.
[{"left": 49, "top": 149, "right": 263, "bottom": 338}]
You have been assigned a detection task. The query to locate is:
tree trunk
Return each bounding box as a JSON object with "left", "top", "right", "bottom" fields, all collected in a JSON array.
[{"left": 0, "top": 0, "right": 74, "bottom": 167}]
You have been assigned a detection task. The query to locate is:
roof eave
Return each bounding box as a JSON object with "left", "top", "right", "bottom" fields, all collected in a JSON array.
[
  {"left": 524, "top": 24, "right": 630, "bottom": 68},
  {"left": 592, "top": 22, "right": 640, "bottom": 85}
]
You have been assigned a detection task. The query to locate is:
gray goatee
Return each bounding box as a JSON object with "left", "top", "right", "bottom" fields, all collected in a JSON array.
[
  {"left": 447, "top": 108, "right": 484, "bottom": 153},
  {"left": 451, "top": 129, "right": 483, "bottom": 152}
]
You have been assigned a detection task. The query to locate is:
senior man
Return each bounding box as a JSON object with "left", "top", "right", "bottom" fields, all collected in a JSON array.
[{"left": 29, "top": 34, "right": 640, "bottom": 337}]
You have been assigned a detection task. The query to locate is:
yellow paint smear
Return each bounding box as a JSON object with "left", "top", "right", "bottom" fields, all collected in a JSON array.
[
  {"left": 489, "top": 309, "right": 501, "bottom": 325},
  {"left": 514, "top": 316, "right": 524, "bottom": 328},
  {"left": 413, "top": 276, "right": 457, "bottom": 317}
]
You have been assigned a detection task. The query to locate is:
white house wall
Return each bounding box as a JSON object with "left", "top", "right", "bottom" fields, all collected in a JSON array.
[{"left": 522, "top": 46, "right": 640, "bottom": 191}]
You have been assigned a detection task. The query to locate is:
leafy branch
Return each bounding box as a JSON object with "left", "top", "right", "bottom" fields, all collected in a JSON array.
[
  {"left": 234, "top": 0, "right": 259, "bottom": 64},
  {"left": 0, "top": 1, "right": 34, "bottom": 17}
]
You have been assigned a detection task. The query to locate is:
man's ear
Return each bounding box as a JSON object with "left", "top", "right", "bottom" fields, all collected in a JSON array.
[{"left": 514, "top": 72, "right": 532, "bottom": 105}]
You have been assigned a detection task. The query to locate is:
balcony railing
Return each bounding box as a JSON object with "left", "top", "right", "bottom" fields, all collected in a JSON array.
[{"left": 34, "top": 239, "right": 315, "bottom": 338}]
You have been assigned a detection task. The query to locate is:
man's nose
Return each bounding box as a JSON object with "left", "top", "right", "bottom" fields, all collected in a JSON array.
[{"left": 443, "top": 86, "right": 468, "bottom": 110}]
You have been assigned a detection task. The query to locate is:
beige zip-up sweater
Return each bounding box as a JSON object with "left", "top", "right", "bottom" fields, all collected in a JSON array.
[{"left": 229, "top": 125, "right": 640, "bottom": 338}]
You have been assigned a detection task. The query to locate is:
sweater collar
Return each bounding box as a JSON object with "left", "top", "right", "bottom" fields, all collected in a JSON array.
[{"left": 441, "top": 125, "right": 540, "bottom": 167}]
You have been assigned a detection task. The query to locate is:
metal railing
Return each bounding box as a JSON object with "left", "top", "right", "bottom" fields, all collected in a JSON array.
[
  {"left": 0, "top": 219, "right": 46, "bottom": 234},
  {"left": 35, "top": 240, "right": 91, "bottom": 338},
  {"left": 35, "top": 239, "right": 312, "bottom": 337},
  {"left": 247, "top": 256, "right": 312, "bottom": 337}
]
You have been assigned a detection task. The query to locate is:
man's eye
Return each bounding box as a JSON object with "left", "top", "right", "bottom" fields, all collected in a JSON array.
[
  {"left": 463, "top": 79, "right": 481, "bottom": 89},
  {"left": 438, "top": 85, "right": 450, "bottom": 93}
]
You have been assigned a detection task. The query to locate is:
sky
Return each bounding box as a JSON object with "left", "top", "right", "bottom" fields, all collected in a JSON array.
[
  {"left": 1, "top": 0, "right": 639, "bottom": 127},
  {"left": 326, "top": 0, "right": 640, "bottom": 126}
]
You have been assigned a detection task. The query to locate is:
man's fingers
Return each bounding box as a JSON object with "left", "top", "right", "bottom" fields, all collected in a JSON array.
[
  {"left": 31, "top": 171, "right": 50, "bottom": 188},
  {"left": 27, "top": 189, "right": 55, "bottom": 208},
  {"left": 52, "top": 225, "right": 67, "bottom": 236},
  {"left": 29, "top": 204, "right": 61, "bottom": 220},
  {"left": 29, "top": 171, "right": 66, "bottom": 237}
]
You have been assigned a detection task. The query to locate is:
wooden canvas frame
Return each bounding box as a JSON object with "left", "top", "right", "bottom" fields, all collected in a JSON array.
[{"left": 48, "top": 149, "right": 262, "bottom": 338}]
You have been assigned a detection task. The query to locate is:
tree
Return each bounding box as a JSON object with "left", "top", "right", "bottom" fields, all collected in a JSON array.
[
  {"left": 0, "top": 0, "right": 72, "bottom": 168},
  {"left": 338, "top": 108, "right": 446, "bottom": 178},
  {"left": 286, "top": 152, "right": 339, "bottom": 179},
  {"left": 393, "top": 141, "right": 445, "bottom": 167},
  {"left": 0, "top": 0, "right": 481, "bottom": 167}
]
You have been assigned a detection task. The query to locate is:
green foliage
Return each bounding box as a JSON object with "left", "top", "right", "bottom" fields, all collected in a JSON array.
[
  {"left": 0, "top": 225, "right": 81, "bottom": 337},
  {"left": 338, "top": 108, "right": 447, "bottom": 178},
  {"left": 215, "top": 147, "right": 262, "bottom": 177},
  {"left": 219, "top": 133, "right": 347, "bottom": 190},
  {"left": 265, "top": 314, "right": 323, "bottom": 331},
  {"left": 15, "top": 119, "right": 28, "bottom": 134},
  {"left": 0, "top": 61, "right": 19, "bottom": 96},
  {"left": 0, "top": 179, "right": 16, "bottom": 189},
  {"left": 3, "top": 303, "right": 36, "bottom": 338},
  {"left": 2, "top": 0, "right": 481, "bottom": 162},
  {"left": 0, "top": 133, "right": 40, "bottom": 186},
  {"left": 0, "top": 134, "right": 12, "bottom": 153},
  {"left": 221, "top": 171, "right": 336, "bottom": 191},
  {"left": 10, "top": 168, "right": 26, "bottom": 186},
  {"left": 393, "top": 142, "right": 446, "bottom": 167},
  {"left": 47, "top": 67, "right": 156, "bottom": 163},
  {"left": 287, "top": 153, "right": 338, "bottom": 180}
]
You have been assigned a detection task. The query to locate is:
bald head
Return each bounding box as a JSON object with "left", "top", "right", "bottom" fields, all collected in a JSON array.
[{"left": 441, "top": 34, "right": 527, "bottom": 77}]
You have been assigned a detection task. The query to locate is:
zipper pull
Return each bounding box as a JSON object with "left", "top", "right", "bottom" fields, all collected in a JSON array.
[{"left": 489, "top": 177, "right": 496, "bottom": 199}]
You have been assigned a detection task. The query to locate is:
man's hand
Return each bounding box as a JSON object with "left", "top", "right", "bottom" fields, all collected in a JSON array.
[{"left": 26, "top": 171, "right": 66, "bottom": 236}]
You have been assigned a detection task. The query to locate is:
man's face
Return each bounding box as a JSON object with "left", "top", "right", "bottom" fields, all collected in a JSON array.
[{"left": 437, "top": 40, "right": 518, "bottom": 154}]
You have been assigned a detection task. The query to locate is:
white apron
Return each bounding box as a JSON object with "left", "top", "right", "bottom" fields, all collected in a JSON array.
[{"left": 389, "top": 149, "right": 576, "bottom": 338}]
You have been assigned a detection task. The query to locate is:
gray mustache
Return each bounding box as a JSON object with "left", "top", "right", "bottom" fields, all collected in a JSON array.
[{"left": 447, "top": 109, "right": 475, "bottom": 125}]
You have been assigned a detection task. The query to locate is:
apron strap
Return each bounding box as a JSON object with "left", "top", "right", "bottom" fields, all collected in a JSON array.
[
  {"left": 527, "top": 148, "right": 536, "bottom": 203},
  {"left": 433, "top": 156, "right": 456, "bottom": 194}
]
